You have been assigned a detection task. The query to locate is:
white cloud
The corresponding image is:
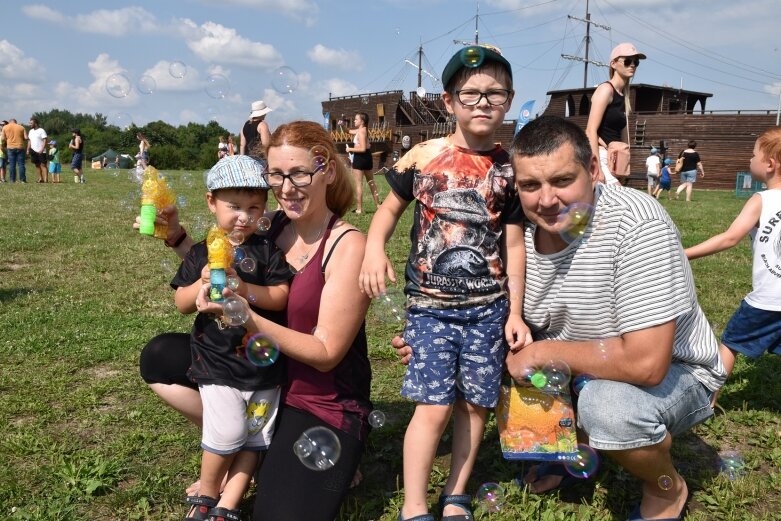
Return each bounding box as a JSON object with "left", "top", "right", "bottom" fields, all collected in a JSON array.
[
  {"left": 307, "top": 45, "right": 364, "bottom": 71},
  {"left": 177, "top": 19, "right": 284, "bottom": 69},
  {"left": 142, "top": 61, "right": 202, "bottom": 92},
  {"left": 319, "top": 78, "right": 360, "bottom": 99},
  {"left": 55, "top": 53, "right": 139, "bottom": 111},
  {"left": 0, "top": 40, "right": 45, "bottom": 81},
  {"left": 207, "top": 0, "right": 319, "bottom": 26},
  {"left": 22, "top": 5, "right": 160, "bottom": 36}
]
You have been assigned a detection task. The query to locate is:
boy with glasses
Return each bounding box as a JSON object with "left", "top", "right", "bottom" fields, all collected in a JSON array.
[{"left": 360, "top": 45, "right": 531, "bottom": 521}]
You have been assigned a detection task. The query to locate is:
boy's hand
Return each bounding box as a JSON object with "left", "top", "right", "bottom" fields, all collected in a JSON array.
[
  {"left": 505, "top": 314, "right": 533, "bottom": 352},
  {"left": 359, "top": 250, "right": 396, "bottom": 298},
  {"left": 132, "top": 205, "right": 183, "bottom": 243},
  {"left": 195, "top": 285, "right": 259, "bottom": 334},
  {"left": 391, "top": 335, "right": 412, "bottom": 365},
  {"left": 200, "top": 264, "right": 212, "bottom": 286},
  {"left": 225, "top": 266, "right": 247, "bottom": 298}
]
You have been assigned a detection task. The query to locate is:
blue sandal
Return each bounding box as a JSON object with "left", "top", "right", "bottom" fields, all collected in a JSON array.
[{"left": 438, "top": 494, "right": 474, "bottom": 521}]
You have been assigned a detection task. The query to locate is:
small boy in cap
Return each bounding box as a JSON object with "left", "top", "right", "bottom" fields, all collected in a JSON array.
[
  {"left": 172, "top": 155, "right": 292, "bottom": 520},
  {"left": 48, "top": 140, "right": 61, "bottom": 183},
  {"left": 655, "top": 158, "right": 673, "bottom": 200},
  {"left": 361, "top": 44, "right": 531, "bottom": 520},
  {"left": 646, "top": 146, "right": 661, "bottom": 195}
]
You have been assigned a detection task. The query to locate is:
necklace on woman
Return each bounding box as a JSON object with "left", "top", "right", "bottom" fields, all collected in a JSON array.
[{"left": 292, "top": 213, "right": 330, "bottom": 266}]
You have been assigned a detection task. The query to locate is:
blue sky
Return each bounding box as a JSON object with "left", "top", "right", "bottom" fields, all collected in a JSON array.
[{"left": 1, "top": 0, "right": 779, "bottom": 134}]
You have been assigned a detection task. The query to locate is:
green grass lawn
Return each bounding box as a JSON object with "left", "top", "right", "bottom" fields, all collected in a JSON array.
[{"left": 0, "top": 171, "right": 779, "bottom": 520}]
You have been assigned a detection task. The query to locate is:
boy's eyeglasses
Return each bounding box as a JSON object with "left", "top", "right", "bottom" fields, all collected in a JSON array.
[
  {"left": 455, "top": 89, "right": 511, "bottom": 106},
  {"left": 620, "top": 57, "right": 641, "bottom": 67},
  {"left": 262, "top": 170, "right": 320, "bottom": 187}
]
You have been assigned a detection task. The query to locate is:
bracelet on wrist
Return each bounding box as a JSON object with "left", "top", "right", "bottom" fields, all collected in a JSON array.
[{"left": 165, "top": 227, "right": 187, "bottom": 248}]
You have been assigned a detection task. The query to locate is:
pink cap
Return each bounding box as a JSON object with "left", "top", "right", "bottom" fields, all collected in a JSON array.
[{"left": 610, "top": 42, "right": 646, "bottom": 62}]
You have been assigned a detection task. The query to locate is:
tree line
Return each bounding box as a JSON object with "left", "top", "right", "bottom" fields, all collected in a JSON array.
[{"left": 30, "top": 109, "right": 233, "bottom": 170}]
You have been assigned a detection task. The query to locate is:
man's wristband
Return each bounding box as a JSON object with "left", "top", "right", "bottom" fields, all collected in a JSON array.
[{"left": 165, "top": 227, "right": 187, "bottom": 248}]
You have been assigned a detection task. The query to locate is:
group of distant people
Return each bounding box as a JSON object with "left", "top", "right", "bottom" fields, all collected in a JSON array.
[
  {"left": 0, "top": 118, "right": 84, "bottom": 183},
  {"left": 122, "top": 42, "right": 779, "bottom": 521},
  {"left": 645, "top": 142, "right": 705, "bottom": 201}
]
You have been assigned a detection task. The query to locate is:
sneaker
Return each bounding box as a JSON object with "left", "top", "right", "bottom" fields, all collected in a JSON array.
[
  {"left": 74, "top": 175, "right": 79, "bottom": 183},
  {"left": 80, "top": 177, "right": 85, "bottom": 184}
]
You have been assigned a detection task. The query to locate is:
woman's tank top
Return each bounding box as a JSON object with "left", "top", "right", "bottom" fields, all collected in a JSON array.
[{"left": 596, "top": 83, "right": 626, "bottom": 145}]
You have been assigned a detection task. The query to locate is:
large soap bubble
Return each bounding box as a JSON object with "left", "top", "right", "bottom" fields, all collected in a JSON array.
[
  {"left": 272, "top": 66, "right": 299, "bottom": 94},
  {"left": 106, "top": 73, "right": 132, "bottom": 98},
  {"left": 293, "top": 426, "right": 341, "bottom": 471}
]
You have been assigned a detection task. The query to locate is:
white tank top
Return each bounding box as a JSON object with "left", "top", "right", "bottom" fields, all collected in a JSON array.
[{"left": 745, "top": 189, "right": 781, "bottom": 311}]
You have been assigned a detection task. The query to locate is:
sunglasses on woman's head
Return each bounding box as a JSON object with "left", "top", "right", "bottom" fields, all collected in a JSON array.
[{"left": 620, "top": 57, "right": 641, "bottom": 67}]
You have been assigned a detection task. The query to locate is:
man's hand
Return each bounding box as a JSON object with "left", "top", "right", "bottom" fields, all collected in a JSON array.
[{"left": 391, "top": 335, "right": 411, "bottom": 365}]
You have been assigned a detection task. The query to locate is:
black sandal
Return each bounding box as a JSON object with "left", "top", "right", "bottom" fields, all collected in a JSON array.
[
  {"left": 184, "top": 495, "right": 218, "bottom": 521},
  {"left": 439, "top": 494, "right": 474, "bottom": 521},
  {"left": 208, "top": 507, "right": 242, "bottom": 521}
]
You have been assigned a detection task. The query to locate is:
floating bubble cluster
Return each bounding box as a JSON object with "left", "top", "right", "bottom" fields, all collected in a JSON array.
[
  {"left": 223, "top": 296, "right": 249, "bottom": 326},
  {"left": 293, "top": 426, "right": 342, "bottom": 471}
]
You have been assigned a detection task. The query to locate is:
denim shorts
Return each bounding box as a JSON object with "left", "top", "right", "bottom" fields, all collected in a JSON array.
[
  {"left": 576, "top": 363, "right": 713, "bottom": 450},
  {"left": 722, "top": 300, "right": 781, "bottom": 358},
  {"left": 401, "top": 298, "right": 508, "bottom": 408},
  {"left": 680, "top": 169, "right": 697, "bottom": 183}
]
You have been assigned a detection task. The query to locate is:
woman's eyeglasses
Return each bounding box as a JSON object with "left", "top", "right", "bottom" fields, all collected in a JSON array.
[
  {"left": 455, "top": 89, "right": 511, "bottom": 106},
  {"left": 262, "top": 169, "right": 321, "bottom": 187},
  {"left": 620, "top": 57, "right": 641, "bottom": 67}
]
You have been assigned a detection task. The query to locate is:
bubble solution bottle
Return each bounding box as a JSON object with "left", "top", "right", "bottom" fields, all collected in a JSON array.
[
  {"left": 138, "top": 167, "right": 175, "bottom": 239},
  {"left": 206, "top": 225, "right": 234, "bottom": 302}
]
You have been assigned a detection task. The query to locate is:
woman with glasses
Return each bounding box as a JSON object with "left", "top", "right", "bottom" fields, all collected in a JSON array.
[
  {"left": 586, "top": 42, "right": 646, "bottom": 186},
  {"left": 138, "top": 122, "right": 371, "bottom": 520},
  {"left": 346, "top": 112, "right": 380, "bottom": 214}
]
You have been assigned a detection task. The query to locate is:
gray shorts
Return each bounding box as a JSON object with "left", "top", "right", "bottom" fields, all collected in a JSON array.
[
  {"left": 576, "top": 363, "right": 713, "bottom": 451},
  {"left": 200, "top": 384, "right": 280, "bottom": 454}
]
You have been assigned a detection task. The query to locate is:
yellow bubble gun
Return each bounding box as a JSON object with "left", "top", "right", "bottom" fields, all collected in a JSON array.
[
  {"left": 206, "top": 225, "right": 234, "bottom": 302},
  {"left": 138, "top": 167, "right": 176, "bottom": 239}
]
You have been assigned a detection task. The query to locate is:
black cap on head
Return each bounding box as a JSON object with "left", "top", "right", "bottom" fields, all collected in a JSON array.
[{"left": 441, "top": 44, "right": 513, "bottom": 90}]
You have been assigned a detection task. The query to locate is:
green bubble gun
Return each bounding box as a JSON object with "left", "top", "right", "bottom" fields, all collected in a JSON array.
[{"left": 139, "top": 167, "right": 175, "bottom": 238}]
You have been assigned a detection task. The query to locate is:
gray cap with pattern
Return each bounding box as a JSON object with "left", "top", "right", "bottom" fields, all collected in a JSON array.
[{"left": 206, "top": 155, "right": 269, "bottom": 191}]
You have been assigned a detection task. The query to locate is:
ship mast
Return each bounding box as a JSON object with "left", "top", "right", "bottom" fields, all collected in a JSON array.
[{"left": 561, "top": 0, "right": 610, "bottom": 87}]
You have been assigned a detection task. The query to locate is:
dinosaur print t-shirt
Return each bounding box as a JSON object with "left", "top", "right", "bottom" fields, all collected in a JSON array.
[{"left": 387, "top": 137, "right": 523, "bottom": 309}]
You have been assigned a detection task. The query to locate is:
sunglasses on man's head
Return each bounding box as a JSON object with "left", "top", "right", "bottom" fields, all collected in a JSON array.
[{"left": 620, "top": 56, "right": 641, "bottom": 67}]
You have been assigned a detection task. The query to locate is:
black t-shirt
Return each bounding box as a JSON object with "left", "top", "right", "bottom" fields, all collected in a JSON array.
[
  {"left": 171, "top": 233, "right": 294, "bottom": 390},
  {"left": 679, "top": 150, "right": 701, "bottom": 172},
  {"left": 596, "top": 83, "right": 626, "bottom": 145},
  {"left": 242, "top": 120, "right": 262, "bottom": 160}
]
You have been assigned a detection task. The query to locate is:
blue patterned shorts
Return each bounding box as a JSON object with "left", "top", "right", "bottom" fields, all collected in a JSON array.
[
  {"left": 401, "top": 298, "right": 508, "bottom": 408},
  {"left": 722, "top": 300, "right": 781, "bottom": 358}
]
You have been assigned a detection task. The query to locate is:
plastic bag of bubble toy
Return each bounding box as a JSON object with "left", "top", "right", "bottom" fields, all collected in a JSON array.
[{"left": 495, "top": 374, "right": 578, "bottom": 462}]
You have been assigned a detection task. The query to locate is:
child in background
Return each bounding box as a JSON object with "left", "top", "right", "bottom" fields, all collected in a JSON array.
[
  {"left": 654, "top": 158, "right": 673, "bottom": 200},
  {"left": 685, "top": 127, "right": 781, "bottom": 401},
  {"left": 645, "top": 147, "right": 661, "bottom": 196},
  {"left": 173, "top": 155, "right": 292, "bottom": 520},
  {"left": 217, "top": 136, "right": 228, "bottom": 160},
  {"left": 48, "top": 140, "right": 61, "bottom": 183},
  {"left": 360, "top": 45, "right": 531, "bottom": 521}
]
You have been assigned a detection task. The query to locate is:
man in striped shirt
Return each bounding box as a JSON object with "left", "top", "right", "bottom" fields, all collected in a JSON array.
[{"left": 507, "top": 116, "right": 725, "bottom": 521}]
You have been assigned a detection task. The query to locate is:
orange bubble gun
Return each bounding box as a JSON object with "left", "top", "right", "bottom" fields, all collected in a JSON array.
[
  {"left": 206, "top": 225, "right": 234, "bottom": 302},
  {"left": 138, "top": 166, "right": 175, "bottom": 239}
]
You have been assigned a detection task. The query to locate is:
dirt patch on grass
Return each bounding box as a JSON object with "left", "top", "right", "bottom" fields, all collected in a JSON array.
[{"left": 87, "top": 363, "right": 122, "bottom": 379}]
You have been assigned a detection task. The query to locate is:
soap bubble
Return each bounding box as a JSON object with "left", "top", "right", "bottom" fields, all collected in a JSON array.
[
  {"left": 106, "top": 73, "right": 131, "bottom": 98},
  {"left": 368, "top": 410, "right": 386, "bottom": 428},
  {"left": 176, "top": 195, "right": 188, "bottom": 208},
  {"left": 272, "top": 66, "right": 299, "bottom": 94},
  {"left": 137, "top": 75, "right": 156, "bottom": 95},
  {"left": 227, "top": 230, "right": 245, "bottom": 246},
  {"left": 374, "top": 288, "right": 406, "bottom": 324},
  {"left": 476, "top": 482, "right": 505, "bottom": 513},
  {"left": 564, "top": 443, "right": 600, "bottom": 479},
  {"left": 240, "top": 257, "right": 257, "bottom": 274},
  {"left": 257, "top": 216, "right": 271, "bottom": 232},
  {"left": 226, "top": 275, "right": 241, "bottom": 291},
  {"left": 361, "top": 96, "right": 369, "bottom": 105},
  {"left": 191, "top": 215, "right": 208, "bottom": 240},
  {"left": 169, "top": 61, "right": 187, "bottom": 79},
  {"left": 310, "top": 145, "right": 330, "bottom": 172},
  {"left": 541, "top": 360, "right": 571, "bottom": 394},
  {"left": 160, "top": 257, "right": 177, "bottom": 276},
  {"left": 245, "top": 333, "right": 280, "bottom": 367},
  {"left": 657, "top": 474, "right": 673, "bottom": 491},
  {"left": 460, "top": 46, "right": 485, "bottom": 68},
  {"left": 294, "top": 426, "right": 342, "bottom": 471},
  {"left": 416, "top": 86, "right": 426, "bottom": 97},
  {"left": 557, "top": 202, "right": 594, "bottom": 243},
  {"left": 572, "top": 374, "right": 596, "bottom": 396},
  {"left": 205, "top": 74, "right": 230, "bottom": 99},
  {"left": 109, "top": 112, "right": 133, "bottom": 130},
  {"left": 718, "top": 450, "right": 746, "bottom": 480},
  {"left": 233, "top": 246, "right": 247, "bottom": 262},
  {"left": 180, "top": 172, "right": 194, "bottom": 188},
  {"left": 223, "top": 296, "right": 249, "bottom": 326},
  {"left": 206, "top": 106, "right": 221, "bottom": 123}
]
